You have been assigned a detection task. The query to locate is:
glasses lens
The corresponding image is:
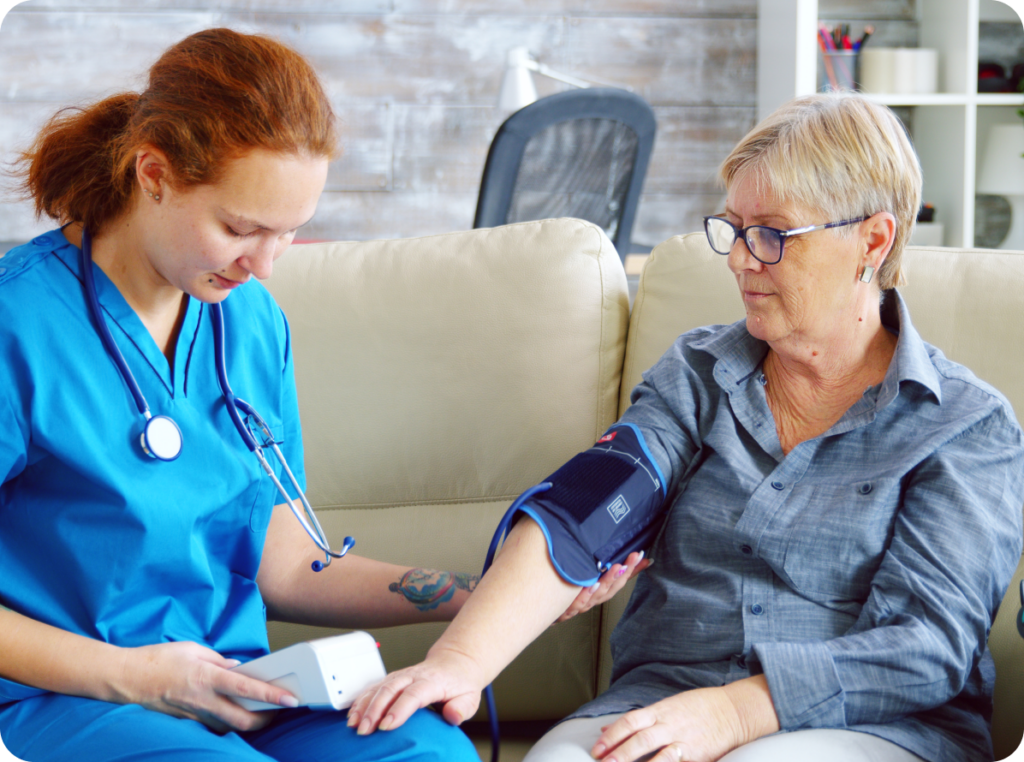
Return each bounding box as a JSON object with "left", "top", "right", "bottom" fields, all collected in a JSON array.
[
  {"left": 746, "top": 226, "right": 783, "bottom": 264},
  {"left": 705, "top": 217, "right": 737, "bottom": 255}
]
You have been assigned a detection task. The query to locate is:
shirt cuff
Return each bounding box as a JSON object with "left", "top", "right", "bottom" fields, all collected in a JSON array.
[{"left": 753, "top": 641, "right": 846, "bottom": 729}]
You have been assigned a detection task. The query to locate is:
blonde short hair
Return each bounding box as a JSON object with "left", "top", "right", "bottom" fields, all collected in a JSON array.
[{"left": 720, "top": 93, "right": 921, "bottom": 289}]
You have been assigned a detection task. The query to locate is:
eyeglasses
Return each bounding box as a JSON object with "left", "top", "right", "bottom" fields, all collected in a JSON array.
[{"left": 702, "top": 214, "right": 867, "bottom": 265}]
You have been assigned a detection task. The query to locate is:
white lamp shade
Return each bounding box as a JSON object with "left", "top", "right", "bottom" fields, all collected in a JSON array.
[
  {"left": 977, "top": 124, "right": 1024, "bottom": 196},
  {"left": 497, "top": 46, "right": 538, "bottom": 111}
]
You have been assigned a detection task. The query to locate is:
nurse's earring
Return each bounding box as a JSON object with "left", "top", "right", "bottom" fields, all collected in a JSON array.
[{"left": 859, "top": 264, "right": 875, "bottom": 283}]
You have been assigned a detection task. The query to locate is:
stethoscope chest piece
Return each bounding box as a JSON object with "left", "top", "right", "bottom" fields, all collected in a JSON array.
[
  {"left": 81, "top": 226, "right": 351, "bottom": 569},
  {"left": 141, "top": 414, "right": 183, "bottom": 461}
]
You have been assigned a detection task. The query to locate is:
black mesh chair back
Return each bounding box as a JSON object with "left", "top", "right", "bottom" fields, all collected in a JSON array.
[{"left": 474, "top": 88, "right": 657, "bottom": 260}]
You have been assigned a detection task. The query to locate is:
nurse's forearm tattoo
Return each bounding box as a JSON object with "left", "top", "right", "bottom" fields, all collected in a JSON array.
[{"left": 389, "top": 569, "right": 480, "bottom": 612}]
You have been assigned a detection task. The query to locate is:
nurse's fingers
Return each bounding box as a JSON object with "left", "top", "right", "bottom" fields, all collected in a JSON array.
[
  {"left": 216, "top": 666, "right": 300, "bottom": 712},
  {"left": 190, "top": 697, "right": 274, "bottom": 735},
  {"left": 123, "top": 641, "right": 296, "bottom": 733},
  {"left": 193, "top": 644, "right": 299, "bottom": 712}
]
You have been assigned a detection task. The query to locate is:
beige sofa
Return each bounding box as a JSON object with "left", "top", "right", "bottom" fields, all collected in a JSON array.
[{"left": 264, "top": 218, "right": 1024, "bottom": 761}]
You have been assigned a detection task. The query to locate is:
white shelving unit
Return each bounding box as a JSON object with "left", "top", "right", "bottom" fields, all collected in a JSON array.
[{"left": 757, "top": 0, "right": 1024, "bottom": 247}]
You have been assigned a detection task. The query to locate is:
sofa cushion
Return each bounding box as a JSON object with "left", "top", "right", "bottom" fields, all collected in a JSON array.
[{"left": 263, "top": 218, "right": 629, "bottom": 722}]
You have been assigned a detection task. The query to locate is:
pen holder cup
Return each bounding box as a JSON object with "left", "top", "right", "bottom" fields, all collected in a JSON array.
[{"left": 819, "top": 50, "right": 860, "bottom": 92}]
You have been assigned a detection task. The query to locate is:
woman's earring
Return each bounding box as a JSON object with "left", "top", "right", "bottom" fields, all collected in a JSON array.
[
  {"left": 859, "top": 265, "right": 875, "bottom": 283},
  {"left": 143, "top": 188, "right": 161, "bottom": 202}
]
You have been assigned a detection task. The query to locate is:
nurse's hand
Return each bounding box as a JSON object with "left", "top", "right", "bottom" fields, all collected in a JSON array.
[
  {"left": 346, "top": 646, "right": 485, "bottom": 735},
  {"left": 115, "top": 641, "right": 299, "bottom": 733},
  {"left": 556, "top": 551, "right": 650, "bottom": 623}
]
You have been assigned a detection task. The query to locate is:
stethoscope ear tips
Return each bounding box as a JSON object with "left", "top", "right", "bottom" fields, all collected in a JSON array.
[{"left": 309, "top": 538, "right": 356, "bottom": 572}]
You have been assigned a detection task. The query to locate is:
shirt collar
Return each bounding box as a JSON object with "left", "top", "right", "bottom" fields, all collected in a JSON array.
[
  {"left": 878, "top": 289, "right": 943, "bottom": 405},
  {"left": 46, "top": 227, "right": 87, "bottom": 280},
  {"left": 693, "top": 289, "right": 943, "bottom": 405}
]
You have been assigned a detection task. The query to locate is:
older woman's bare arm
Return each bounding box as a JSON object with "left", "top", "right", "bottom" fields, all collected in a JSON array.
[{"left": 346, "top": 517, "right": 580, "bottom": 733}]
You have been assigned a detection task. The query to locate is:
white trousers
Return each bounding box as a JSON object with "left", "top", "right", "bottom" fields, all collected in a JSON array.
[{"left": 522, "top": 714, "right": 925, "bottom": 762}]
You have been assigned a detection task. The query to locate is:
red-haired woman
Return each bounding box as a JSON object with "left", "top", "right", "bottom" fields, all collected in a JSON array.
[{"left": 0, "top": 27, "right": 491, "bottom": 762}]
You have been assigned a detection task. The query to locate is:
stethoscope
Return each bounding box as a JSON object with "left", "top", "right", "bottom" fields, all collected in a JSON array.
[{"left": 80, "top": 227, "right": 353, "bottom": 572}]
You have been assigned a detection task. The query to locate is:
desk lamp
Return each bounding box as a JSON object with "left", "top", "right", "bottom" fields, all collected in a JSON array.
[
  {"left": 497, "top": 47, "right": 626, "bottom": 111},
  {"left": 977, "top": 123, "right": 1024, "bottom": 251}
]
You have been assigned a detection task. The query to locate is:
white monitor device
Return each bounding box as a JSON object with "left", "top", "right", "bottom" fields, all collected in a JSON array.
[{"left": 230, "top": 631, "right": 387, "bottom": 712}]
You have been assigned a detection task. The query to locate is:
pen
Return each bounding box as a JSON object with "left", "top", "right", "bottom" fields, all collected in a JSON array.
[
  {"left": 854, "top": 25, "right": 874, "bottom": 53},
  {"left": 818, "top": 27, "right": 839, "bottom": 89},
  {"left": 819, "top": 23, "right": 837, "bottom": 51}
]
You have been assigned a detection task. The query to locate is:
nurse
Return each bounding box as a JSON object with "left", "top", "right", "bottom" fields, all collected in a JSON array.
[{"left": 0, "top": 27, "right": 637, "bottom": 762}]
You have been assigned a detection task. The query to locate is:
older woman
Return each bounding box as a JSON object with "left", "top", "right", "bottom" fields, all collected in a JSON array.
[{"left": 352, "top": 93, "right": 1024, "bottom": 762}]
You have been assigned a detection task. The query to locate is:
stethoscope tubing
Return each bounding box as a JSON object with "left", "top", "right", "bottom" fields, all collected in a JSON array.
[
  {"left": 81, "top": 228, "right": 150, "bottom": 418},
  {"left": 209, "top": 301, "right": 353, "bottom": 570},
  {"left": 80, "top": 226, "right": 353, "bottom": 571}
]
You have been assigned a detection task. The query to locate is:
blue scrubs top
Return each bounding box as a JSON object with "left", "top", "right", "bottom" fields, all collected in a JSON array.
[{"left": 0, "top": 229, "right": 306, "bottom": 704}]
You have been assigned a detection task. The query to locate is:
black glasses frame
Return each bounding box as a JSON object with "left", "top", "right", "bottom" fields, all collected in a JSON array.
[{"left": 702, "top": 214, "right": 868, "bottom": 265}]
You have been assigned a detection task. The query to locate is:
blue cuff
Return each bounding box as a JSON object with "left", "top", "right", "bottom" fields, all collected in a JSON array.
[{"left": 753, "top": 641, "right": 846, "bottom": 729}]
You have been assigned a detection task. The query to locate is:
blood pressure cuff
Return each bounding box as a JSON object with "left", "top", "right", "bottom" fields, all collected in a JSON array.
[{"left": 514, "top": 423, "right": 668, "bottom": 587}]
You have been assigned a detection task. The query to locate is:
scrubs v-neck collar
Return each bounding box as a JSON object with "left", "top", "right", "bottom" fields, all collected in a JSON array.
[{"left": 47, "top": 229, "right": 203, "bottom": 399}]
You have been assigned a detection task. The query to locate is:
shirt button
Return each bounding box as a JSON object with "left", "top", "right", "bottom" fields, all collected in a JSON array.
[
  {"left": 737, "top": 654, "right": 747, "bottom": 668},
  {"left": 758, "top": 374, "right": 767, "bottom": 386},
  {"left": 740, "top": 544, "right": 753, "bottom": 555},
  {"left": 750, "top": 604, "right": 764, "bottom": 615},
  {"left": 859, "top": 483, "right": 873, "bottom": 495},
  {"left": 771, "top": 481, "right": 784, "bottom": 490}
]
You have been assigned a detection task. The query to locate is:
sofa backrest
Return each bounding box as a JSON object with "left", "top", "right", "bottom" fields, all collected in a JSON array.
[
  {"left": 263, "top": 218, "right": 629, "bottom": 722},
  {"left": 609, "top": 232, "right": 1024, "bottom": 758}
]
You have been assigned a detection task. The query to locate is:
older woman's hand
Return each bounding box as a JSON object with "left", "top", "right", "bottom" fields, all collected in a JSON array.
[
  {"left": 592, "top": 676, "right": 778, "bottom": 762},
  {"left": 556, "top": 551, "right": 650, "bottom": 623},
  {"left": 346, "top": 646, "right": 486, "bottom": 735}
]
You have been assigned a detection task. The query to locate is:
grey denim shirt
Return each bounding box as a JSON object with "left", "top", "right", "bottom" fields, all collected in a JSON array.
[{"left": 571, "top": 291, "right": 1024, "bottom": 762}]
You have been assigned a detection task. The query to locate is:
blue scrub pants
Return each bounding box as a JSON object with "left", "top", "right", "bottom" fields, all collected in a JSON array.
[{"left": 0, "top": 694, "right": 479, "bottom": 762}]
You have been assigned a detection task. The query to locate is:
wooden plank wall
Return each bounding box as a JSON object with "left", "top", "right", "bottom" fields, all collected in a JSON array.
[{"left": 0, "top": 0, "right": 915, "bottom": 249}]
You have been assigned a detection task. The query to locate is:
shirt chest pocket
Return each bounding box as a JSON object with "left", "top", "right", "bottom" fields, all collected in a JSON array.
[{"left": 773, "top": 479, "right": 900, "bottom": 606}]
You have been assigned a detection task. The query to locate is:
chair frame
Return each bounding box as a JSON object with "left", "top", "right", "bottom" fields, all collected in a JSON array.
[{"left": 474, "top": 88, "right": 657, "bottom": 260}]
